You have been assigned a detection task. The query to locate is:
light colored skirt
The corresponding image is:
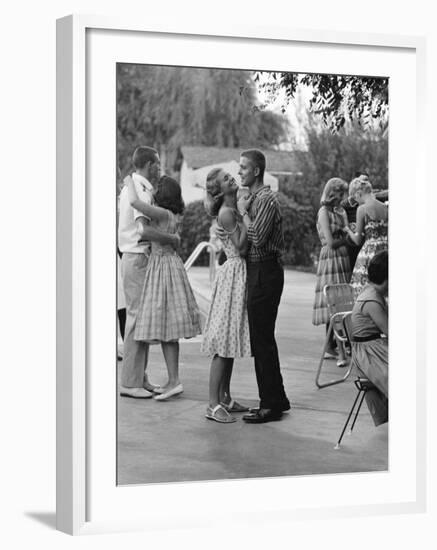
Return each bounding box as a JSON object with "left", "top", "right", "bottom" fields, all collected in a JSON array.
[
  {"left": 134, "top": 251, "right": 201, "bottom": 343},
  {"left": 201, "top": 257, "right": 251, "bottom": 358},
  {"left": 352, "top": 338, "right": 388, "bottom": 397}
]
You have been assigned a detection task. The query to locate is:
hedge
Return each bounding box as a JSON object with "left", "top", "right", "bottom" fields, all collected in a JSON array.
[{"left": 179, "top": 200, "right": 212, "bottom": 265}]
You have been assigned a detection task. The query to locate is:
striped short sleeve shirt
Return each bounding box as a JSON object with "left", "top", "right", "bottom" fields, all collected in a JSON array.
[{"left": 246, "top": 186, "right": 285, "bottom": 263}]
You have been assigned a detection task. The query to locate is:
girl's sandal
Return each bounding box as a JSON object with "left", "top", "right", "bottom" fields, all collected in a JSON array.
[
  {"left": 205, "top": 404, "right": 237, "bottom": 423},
  {"left": 220, "top": 399, "right": 249, "bottom": 413}
]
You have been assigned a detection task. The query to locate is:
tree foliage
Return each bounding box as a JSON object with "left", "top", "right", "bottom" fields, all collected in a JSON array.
[
  {"left": 284, "top": 117, "right": 387, "bottom": 206},
  {"left": 117, "top": 65, "right": 289, "bottom": 175},
  {"left": 278, "top": 116, "right": 388, "bottom": 265},
  {"left": 254, "top": 72, "right": 389, "bottom": 133},
  {"left": 179, "top": 200, "right": 212, "bottom": 265}
]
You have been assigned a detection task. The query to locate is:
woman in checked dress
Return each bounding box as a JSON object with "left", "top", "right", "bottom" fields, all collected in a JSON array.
[
  {"left": 312, "top": 178, "right": 352, "bottom": 358},
  {"left": 126, "top": 175, "right": 201, "bottom": 401},
  {"left": 201, "top": 168, "right": 252, "bottom": 423}
]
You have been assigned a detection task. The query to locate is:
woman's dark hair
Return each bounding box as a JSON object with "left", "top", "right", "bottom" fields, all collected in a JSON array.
[
  {"left": 154, "top": 175, "right": 184, "bottom": 215},
  {"left": 368, "top": 250, "right": 388, "bottom": 285}
]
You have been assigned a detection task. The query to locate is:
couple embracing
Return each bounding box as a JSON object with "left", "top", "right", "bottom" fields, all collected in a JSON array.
[
  {"left": 118, "top": 146, "right": 290, "bottom": 424},
  {"left": 202, "top": 149, "right": 290, "bottom": 424}
]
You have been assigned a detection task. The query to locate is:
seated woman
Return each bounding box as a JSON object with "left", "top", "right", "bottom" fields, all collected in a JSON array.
[{"left": 350, "top": 250, "right": 388, "bottom": 425}]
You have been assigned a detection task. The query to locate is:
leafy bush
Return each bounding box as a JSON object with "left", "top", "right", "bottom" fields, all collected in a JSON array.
[
  {"left": 276, "top": 192, "right": 319, "bottom": 267},
  {"left": 180, "top": 200, "right": 212, "bottom": 265}
]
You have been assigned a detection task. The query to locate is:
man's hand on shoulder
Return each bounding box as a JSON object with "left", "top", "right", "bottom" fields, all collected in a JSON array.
[{"left": 215, "top": 224, "right": 226, "bottom": 240}]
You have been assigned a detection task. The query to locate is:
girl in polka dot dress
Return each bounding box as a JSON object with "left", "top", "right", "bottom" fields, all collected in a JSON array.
[{"left": 201, "top": 168, "right": 252, "bottom": 424}]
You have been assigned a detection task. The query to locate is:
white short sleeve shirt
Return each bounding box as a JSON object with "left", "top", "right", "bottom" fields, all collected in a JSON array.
[{"left": 118, "top": 173, "right": 154, "bottom": 254}]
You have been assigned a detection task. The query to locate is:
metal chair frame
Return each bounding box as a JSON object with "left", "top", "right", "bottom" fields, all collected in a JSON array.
[
  {"left": 315, "top": 284, "right": 355, "bottom": 389},
  {"left": 334, "top": 376, "right": 375, "bottom": 449},
  {"left": 333, "top": 312, "right": 377, "bottom": 449}
]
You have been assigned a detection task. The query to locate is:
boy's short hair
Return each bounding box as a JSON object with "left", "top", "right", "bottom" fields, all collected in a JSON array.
[
  {"left": 241, "top": 149, "right": 266, "bottom": 179},
  {"left": 132, "top": 146, "right": 158, "bottom": 169}
]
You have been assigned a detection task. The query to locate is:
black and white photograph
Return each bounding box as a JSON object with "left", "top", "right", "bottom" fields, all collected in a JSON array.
[
  {"left": 116, "top": 63, "right": 389, "bottom": 486},
  {"left": 1, "top": 0, "right": 433, "bottom": 543}
]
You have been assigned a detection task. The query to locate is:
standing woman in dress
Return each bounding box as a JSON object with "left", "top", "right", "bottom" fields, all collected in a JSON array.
[
  {"left": 312, "top": 178, "right": 351, "bottom": 358},
  {"left": 201, "top": 168, "right": 252, "bottom": 423},
  {"left": 341, "top": 176, "right": 388, "bottom": 297},
  {"left": 126, "top": 175, "right": 202, "bottom": 401}
]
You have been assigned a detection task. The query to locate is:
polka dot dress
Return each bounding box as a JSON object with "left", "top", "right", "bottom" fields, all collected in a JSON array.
[{"left": 201, "top": 235, "right": 251, "bottom": 358}]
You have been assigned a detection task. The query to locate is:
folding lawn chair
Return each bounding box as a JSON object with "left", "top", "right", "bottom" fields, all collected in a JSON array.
[
  {"left": 315, "top": 283, "right": 355, "bottom": 389},
  {"left": 334, "top": 376, "right": 377, "bottom": 449},
  {"left": 333, "top": 312, "right": 379, "bottom": 449}
]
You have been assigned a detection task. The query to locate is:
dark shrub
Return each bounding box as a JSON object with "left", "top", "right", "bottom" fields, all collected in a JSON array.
[
  {"left": 180, "top": 200, "right": 211, "bottom": 265},
  {"left": 277, "top": 192, "right": 319, "bottom": 268}
]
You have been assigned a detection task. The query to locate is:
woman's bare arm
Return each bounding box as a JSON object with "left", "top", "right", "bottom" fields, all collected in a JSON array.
[
  {"left": 125, "top": 176, "right": 168, "bottom": 222},
  {"left": 318, "top": 208, "right": 347, "bottom": 249},
  {"left": 218, "top": 207, "right": 247, "bottom": 256},
  {"left": 343, "top": 205, "right": 365, "bottom": 245},
  {"left": 136, "top": 218, "right": 180, "bottom": 249}
]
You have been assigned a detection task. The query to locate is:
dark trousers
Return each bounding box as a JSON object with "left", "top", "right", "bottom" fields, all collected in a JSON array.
[
  {"left": 247, "top": 259, "right": 289, "bottom": 411},
  {"left": 118, "top": 308, "right": 126, "bottom": 340},
  {"left": 347, "top": 243, "right": 360, "bottom": 274}
]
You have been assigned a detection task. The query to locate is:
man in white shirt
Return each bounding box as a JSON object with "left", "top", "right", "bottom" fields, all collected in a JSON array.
[{"left": 118, "top": 146, "right": 180, "bottom": 398}]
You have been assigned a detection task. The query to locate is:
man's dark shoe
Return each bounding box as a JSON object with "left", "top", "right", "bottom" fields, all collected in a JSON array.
[
  {"left": 249, "top": 401, "right": 291, "bottom": 414},
  {"left": 243, "top": 408, "right": 283, "bottom": 423}
]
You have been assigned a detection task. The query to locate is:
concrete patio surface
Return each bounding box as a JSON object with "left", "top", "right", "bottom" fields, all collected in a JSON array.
[{"left": 117, "top": 267, "right": 388, "bottom": 485}]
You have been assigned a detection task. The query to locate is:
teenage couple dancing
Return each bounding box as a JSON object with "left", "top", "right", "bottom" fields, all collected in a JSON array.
[{"left": 118, "top": 146, "right": 290, "bottom": 424}]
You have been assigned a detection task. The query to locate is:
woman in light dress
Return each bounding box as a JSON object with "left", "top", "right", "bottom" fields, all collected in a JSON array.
[
  {"left": 341, "top": 176, "right": 388, "bottom": 297},
  {"left": 126, "top": 175, "right": 201, "bottom": 401},
  {"left": 201, "top": 168, "right": 252, "bottom": 423}
]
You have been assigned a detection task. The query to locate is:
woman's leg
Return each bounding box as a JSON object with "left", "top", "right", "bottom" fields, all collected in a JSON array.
[
  {"left": 209, "top": 355, "right": 228, "bottom": 408},
  {"left": 207, "top": 355, "right": 236, "bottom": 421},
  {"left": 219, "top": 359, "right": 234, "bottom": 404},
  {"left": 161, "top": 341, "right": 180, "bottom": 389},
  {"left": 325, "top": 322, "right": 338, "bottom": 355}
]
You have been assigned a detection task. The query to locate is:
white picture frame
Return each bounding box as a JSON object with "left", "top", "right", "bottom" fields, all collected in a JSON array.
[{"left": 56, "top": 14, "right": 427, "bottom": 535}]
